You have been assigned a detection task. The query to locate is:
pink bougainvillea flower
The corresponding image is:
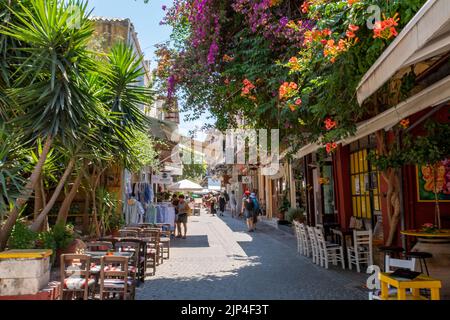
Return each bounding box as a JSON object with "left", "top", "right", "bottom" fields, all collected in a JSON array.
[{"left": 295, "top": 98, "right": 302, "bottom": 106}]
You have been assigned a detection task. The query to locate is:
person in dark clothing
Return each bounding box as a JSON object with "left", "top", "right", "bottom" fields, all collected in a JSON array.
[{"left": 218, "top": 193, "right": 226, "bottom": 216}]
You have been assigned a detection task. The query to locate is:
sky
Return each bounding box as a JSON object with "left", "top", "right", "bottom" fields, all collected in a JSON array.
[{"left": 87, "top": 0, "right": 212, "bottom": 141}]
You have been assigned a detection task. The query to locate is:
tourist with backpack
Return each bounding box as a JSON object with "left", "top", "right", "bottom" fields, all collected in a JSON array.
[
  {"left": 250, "top": 192, "right": 260, "bottom": 229},
  {"left": 241, "top": 190, "right": 255, "bottom": 232}
]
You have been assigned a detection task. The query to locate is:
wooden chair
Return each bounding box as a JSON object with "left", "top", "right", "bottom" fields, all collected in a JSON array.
[
  {"left": 140, "top": 229, "right": 160, "bottom": 275},
  {"left": 306, "top": 226, "right": 319, "bottom": 264},
  {"left": 347, "top": 229, "right": 373, "bottom": 272},
  {"left": 86, "top": 241, "right": 113, "bottom": 252},
  {"left": 114, "top": 241, "right": 141, "bottom": 284},
  {"left": 293, "top": 221, "right": 303, "bottom": 254},
  {"left": 299, "top": 223, "right": 310, "bottom": 257},
  {"left": 369, "top": 256, "right": 416, "bottom": 300},
  {"left": 314, "top": 227, "right": 345, "bottom": 269},
  {"left": 119, "top": 229, "right": 139, "bottom": 238},
  {"left": 99, "top": 256, "right": 135, "bottom": 300},
  {"left": 60, "top": 254, "right": 95, "bottom": 300},
  {"left": 140, "top": 228, "right": 164, "bottom": 264}
]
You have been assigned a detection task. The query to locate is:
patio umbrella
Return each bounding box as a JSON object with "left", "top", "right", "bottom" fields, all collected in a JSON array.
[{"left": 167, "top": 179, "right": 204, "bottom": 192}]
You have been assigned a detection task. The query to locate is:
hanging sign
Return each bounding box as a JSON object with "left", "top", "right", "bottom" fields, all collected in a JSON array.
[
  {"left": 242, "top": 176, "right": 252, "bottom": 184},
  {"left": 152, "top": 173, "right": 172, "bottom": 185}
]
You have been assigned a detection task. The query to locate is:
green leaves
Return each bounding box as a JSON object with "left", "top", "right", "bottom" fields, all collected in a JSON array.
[{"left": 1, "top": 0, "right": 97, "bottom": 143}]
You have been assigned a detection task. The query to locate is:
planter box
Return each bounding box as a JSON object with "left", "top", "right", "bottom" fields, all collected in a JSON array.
[
  {"left": 0, "top": 250, "right": 52, "bottom": 296},
  {"left": 0, "top": 281, "right": 60, "bottom": 300}
]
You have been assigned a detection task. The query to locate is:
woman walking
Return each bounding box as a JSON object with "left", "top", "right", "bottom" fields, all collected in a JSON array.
[
  {"left": 241, "top": 190, "right": 255, "bottom": 232},
  {"left": 176, "top": 194, "right": 190, "bottom": 239}
]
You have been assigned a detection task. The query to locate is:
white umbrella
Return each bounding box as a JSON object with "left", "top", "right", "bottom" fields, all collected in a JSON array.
[{"left": 168, "top": 179, "right": 203, "bottom": 192}]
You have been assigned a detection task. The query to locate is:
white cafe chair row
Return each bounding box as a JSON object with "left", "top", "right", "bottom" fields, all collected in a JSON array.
[{"left": 293, "top": 221, "right": 345, "bottom": 269}]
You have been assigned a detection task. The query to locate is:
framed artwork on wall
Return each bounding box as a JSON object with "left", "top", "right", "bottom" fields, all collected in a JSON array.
[{"left": 416, "top": 159, "right": 450, "bottom": 202}]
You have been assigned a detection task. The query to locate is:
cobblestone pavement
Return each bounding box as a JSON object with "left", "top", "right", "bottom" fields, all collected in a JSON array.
[{"left": 136, "top": 210, "right": 368, "bottom": 300}]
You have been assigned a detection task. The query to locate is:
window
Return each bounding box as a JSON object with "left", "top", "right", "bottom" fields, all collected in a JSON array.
[{"left": 350, "top": 136, "right": 381, "bottom": 219}]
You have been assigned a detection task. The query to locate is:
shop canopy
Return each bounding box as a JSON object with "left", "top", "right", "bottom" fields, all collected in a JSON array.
[{"left": 356, "top": 0, "right": 450, "bottom": 104}]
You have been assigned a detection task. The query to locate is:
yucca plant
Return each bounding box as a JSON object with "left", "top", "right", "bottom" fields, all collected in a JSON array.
[
  {"left": 0, "top": 0, "right": 98, "bottom": 249},
  {"left": 0, "top": 125, "right": 27, "bottom": 217}
]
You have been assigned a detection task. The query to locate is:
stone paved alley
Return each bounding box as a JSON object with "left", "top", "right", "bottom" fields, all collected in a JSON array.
[{"left": 136, "top": 210, "right": 368, "bottom": 300}]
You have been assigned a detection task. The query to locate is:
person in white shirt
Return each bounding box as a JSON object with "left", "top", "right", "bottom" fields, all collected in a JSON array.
[{"left": 230, "top": 190, "right": 238, "bottom": 218}]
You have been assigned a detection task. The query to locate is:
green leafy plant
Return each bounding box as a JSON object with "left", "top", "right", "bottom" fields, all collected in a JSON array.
[
  {"left": 51, "top": 223, "right": 75, "bottom": 250},
  {"left": 278, "top": 196, "right": 291, "bottom": 214},
  {"left": 286, "top": 207, "right": 306, "bottom": 223},
  {"left": 8, "top": 220, "right": 37, "bottom": 249}
]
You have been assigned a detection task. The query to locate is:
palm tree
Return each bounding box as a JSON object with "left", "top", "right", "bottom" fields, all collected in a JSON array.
[
  {"left": 0, "top": 0, "right": 98, "bottom": 249},
  {"left": 54, "top": 43, "right": 155, "bottom": 229}
]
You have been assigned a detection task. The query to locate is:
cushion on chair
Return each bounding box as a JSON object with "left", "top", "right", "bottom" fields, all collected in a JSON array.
[
  {"left": 64, "top": 277, "right": 95, "bottom": 290},
  {"left": 102, "top": 278, "right": 134, "bottom": 288}
]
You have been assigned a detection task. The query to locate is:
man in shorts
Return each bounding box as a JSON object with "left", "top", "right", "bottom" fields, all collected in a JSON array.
[{"left": 176, "top": 194, "right": 189, "bottom": 239}]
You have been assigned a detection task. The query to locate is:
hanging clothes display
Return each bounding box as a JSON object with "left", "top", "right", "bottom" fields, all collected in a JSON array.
[
  {"left": 145, "top": 204, "right": 157, "bottom": 224},
  {"left": 124, "top": 198, "right": 144, "bottom": 225},
  {"left": 154, "top": 203, "right": 176, "bottom": 230}
]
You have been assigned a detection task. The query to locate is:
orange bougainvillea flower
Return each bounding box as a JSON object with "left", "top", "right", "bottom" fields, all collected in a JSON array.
[
  {"left": 347, "top": 0, "right": 360, "bottom": 5},
  {"left": 348, "top": 24, "right": 359, "bottom": 32},
  {"left": 400, "top": 119, "right": 410, "bottom": 129},
  {"left": 289, "top": 105, "right": 297, "bottom": 112},
  {"left": 326, "top": 142, "right": 338, "bottom": 154},
  {"left": 289, "top": 57, "right": 298, "bottom": 64},
  {"left": 241, "top": 79, "right": 256, "bottom": 98},
  {"left": 324, "top": 118, "right": 337, "bottom": 130},
  {"left": 279, "top": 82, "right": 298, "bottom": 100},
  {"left": 223, "top": 54, "right": 234, "bottom": 62},
  {"left": 373, "top": 13, "right": 400, "bottom": 40},
  {"left": 301, "top": 1, "right": 310, "bottom": 14}
]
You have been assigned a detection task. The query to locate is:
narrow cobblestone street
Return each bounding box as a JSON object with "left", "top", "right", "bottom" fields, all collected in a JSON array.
[{"left": 137, "top": 210, "right": 368, "bottom": 300}]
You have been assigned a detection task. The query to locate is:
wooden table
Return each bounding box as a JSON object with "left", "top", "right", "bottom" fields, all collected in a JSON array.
[
  {"left": 85, "top": 251, "right": 133, "bottom": 263},
  {"left": 379, "top": 272, "right": 442, "bottom": 300}
]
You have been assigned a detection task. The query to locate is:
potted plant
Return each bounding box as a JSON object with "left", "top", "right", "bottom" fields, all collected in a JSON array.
[
  {"left": 52, "top": 223, "right": 76, "bottom": 266},
  {"left": 277, "top": 196, "right": 291, "bottom": 223},
  {"left": 108, "top": 213, "right": 125, "bottom": 237},
  {"left": 286, "top": 207, "right": 306, "bottom": 224}
]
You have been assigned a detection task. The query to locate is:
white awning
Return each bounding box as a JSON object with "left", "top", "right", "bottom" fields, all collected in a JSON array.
[
  {"left": 285, "top": 74, "right": 450, "bottom": 158},
  {"left": 344, "top": 74, "right": 450, "bottom": 145},
  {"left": 356, "top": 0, "right": 450, "bottom": 104}
]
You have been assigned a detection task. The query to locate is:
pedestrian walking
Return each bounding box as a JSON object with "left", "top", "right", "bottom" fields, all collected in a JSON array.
[
  {"left": 218, "top": 193, "right": 226, "bottom": 216},
  {"left": 171, "top": 194, "right": 179, "bottom": 236},
  {"left": 250, "top": 192, "right": 260, "bottom": 230},
  {"left": 241, "top": 190, "right": 255, "bottom": 232},
  {"left": 229, "top": 190, "right": 238, "bottom": 218},
  {"left": 207, "top": 192, "right": 217, "bottom": 216},
  {"left": 176, "top": 194, "right": 190, "bottom": 239}
]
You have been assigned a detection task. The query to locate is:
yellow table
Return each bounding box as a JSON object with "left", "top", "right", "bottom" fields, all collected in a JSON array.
[
  {"left": 379, "top": 272, "right": 442, "bottom": 300},
  {"left": 401, "top": 229, "right": 450, "bottom": 238}
]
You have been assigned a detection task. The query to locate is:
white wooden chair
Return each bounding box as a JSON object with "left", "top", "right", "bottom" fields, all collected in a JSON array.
[
  {"left": 347, "top": 229, "right": 373, "bottom": 272},
  {"left": 315, "top": 227, "right": 345, "bottom": 269},
  {"left": 369, "top": 256, "right": 417, "bottom": 300},
  {"left": 299, "top": 223, "right": 310, "bottom": 257},
  {"left": 306, "top": 226, "right": 319, "bottom": 264},
  {"left": 293, "top": 221, "right": 303, "bottom": 254}
]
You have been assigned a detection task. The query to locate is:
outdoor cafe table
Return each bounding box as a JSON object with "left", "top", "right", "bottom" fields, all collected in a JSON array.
[
  {"left": 400, "top": 229, "right": 450, "bottom": 298},
  {"left": 379, "top": 272, "right": 442, "bottom": 300}
]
